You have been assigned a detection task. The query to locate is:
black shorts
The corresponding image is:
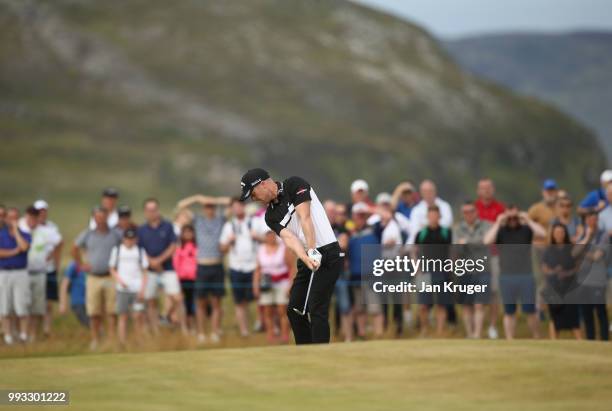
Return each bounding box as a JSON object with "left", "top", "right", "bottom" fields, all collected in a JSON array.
[
  {"left": 46, "top": 270, "right": 59, "bottom": 301},
  {"left": 196, "top": 264, "right": 226, "bottom": 299},
  {"left": 230, "top": 270, "right": 254, "bottom": 303}
]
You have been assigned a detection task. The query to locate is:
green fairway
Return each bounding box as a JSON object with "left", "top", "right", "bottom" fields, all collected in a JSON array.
[{"left": 0, "top": 340, "right": 610, "bottom": 411}]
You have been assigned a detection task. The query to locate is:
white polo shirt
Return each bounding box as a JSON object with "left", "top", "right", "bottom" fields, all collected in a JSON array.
[{"left": 220, "top": 217, "right": 258, "bottom": 272}]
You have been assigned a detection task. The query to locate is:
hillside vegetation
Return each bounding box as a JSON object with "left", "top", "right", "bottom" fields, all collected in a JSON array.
[
  {"left": 446, "top": 31, "right": 612, "bottom": 160},
  {"left": 0, "top": 0, "right": 605, "bottom": 243}
]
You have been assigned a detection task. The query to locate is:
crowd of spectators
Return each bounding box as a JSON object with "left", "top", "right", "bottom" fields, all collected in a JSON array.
[{"left": 1, "top": 170, "right": 611, "bottom": 349}]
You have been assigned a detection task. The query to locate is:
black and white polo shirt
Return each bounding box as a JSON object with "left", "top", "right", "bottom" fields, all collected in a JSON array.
[{"left": 265, "top": 176, "right": 337, "bottom": 248}]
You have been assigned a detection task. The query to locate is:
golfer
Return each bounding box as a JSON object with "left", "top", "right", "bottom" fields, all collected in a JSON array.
[{"left": 240, "top": 168, "right": 343, "bottom": 344}]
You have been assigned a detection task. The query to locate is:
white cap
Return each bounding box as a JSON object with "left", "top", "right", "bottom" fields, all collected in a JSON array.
[
  {"left": 351, "top": 202, "right": 370, "bottom": 215},
  {"left": 601, "top": 170, "right": 612, "bottom": 184},
  {"left": 33, "top": 200, "right": 49, "bottom": 210},
  {"left": 375, "top": 192, "right": 392, "bottom": 205},
  {"left": 350, "top": 179, "right": 369, "bottom": 194}
]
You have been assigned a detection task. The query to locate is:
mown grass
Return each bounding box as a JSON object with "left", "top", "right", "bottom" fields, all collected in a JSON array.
[{"left": 0, "top": 339, "right": 610, "bottom": 411}]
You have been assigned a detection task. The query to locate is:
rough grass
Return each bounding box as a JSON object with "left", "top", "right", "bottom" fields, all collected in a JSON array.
[{"left": 0, "top": 339, "right": 610, "bottom": 411}]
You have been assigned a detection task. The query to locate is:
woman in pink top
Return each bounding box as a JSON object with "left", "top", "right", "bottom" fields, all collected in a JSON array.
[
  {"left": 173, "top": 225, "right": 197, "bottom": 331},
  {"left": 253, "top": 230, "right": 295, "bottom": 343}
]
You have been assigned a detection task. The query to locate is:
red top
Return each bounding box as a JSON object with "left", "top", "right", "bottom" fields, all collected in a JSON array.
[
  {"left": 475, "top": 198, "right": 506, "bottom": 222},
  {"left": 172, "top": 242, "right": 197, "bottom": 281}
]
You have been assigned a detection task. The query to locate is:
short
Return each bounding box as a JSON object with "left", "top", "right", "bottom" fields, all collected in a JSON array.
[
  {"left": 86, "top": 275, "right": 117, "bottom": 316},
  {"left": 196, "top": 264, "right": 226, "bottom": 299},
  {"left": 116, "top": 291, "right": 145, "bottom": 315},
  {"left": 181, "top": 280, "right": 196, "bottom": 316},
  {"left": 0, "top": 269, "right": 30, "bottom": 317},
  {"left": 259, "top": 281, "right": 290, "bottom": 306},
  {"left": 457, "top": 273, "right": 491, "bottom": 305},
  {"left": 230, "top": 270, "right": 254, "bottom": 303},
  {"left": 29, "top": 272, "right": 47, "bottom": 315},
  {"left": 46, "top": 270, "right": 59, "bottom": 301},
  {"left": 500, "top": 274, "right": 536, "bottom": 315},
  {"left": 144, "top": 271, "right": 181, "bottom": 300},
  {"left": 351, "top": 285, "right": 382, "bottom": 315},
  {"left": 417, "top": 272, "right": 454, "bottom": 306}
]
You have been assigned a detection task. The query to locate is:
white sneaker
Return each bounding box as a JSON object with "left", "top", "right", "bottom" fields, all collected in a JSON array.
[
  {"left": 4, "top": 334, "right": 14, "bottom": 345},
  {"left": 210, "top": 333, "right": 220, "bottom": 344},
  {"left": 487, "top": 326, "right": 499, "bottom": 340},
  {"left": 253, "top": 320, "right": 263, "bottom": 332},
  {"left": 19, "top": 332, "right": 28, "bottom": 343},
  {"left": 197, "top": 334, "right": 207, "bottom": 345}
]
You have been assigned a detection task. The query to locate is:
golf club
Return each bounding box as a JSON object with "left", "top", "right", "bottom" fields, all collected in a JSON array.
[{"left": 292, "top": 269, "right": 315, "bottom": 318}]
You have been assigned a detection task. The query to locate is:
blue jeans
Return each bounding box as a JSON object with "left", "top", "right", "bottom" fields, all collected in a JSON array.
[{"left": 334, "top": 272, "right": 351, "bottom": 315}]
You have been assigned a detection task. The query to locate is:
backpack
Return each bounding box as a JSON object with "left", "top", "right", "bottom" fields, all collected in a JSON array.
[
  {"left": 392, "top": 215, "right": 410, "bottom": 245},
  {"left": 113, "top": 245, "right": 144, "bottom": 271},
  {"left": 231, "top": 217, "right": 257, "bottom": 252},
  {"left": 417, "top": 226, "right": 450, "bottom": 243},
  {"left": 231, "top": 217, "right": 252, "bottom": 235}
]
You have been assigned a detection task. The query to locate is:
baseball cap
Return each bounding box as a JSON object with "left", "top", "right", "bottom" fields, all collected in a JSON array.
[
  {"left": 123, "top": 228, "right": 137, "bottom": 239},
  {"left": 102, "top": 187, "right": 119, "bottom": 198},
  {"left": 240, "top": 168, "right": 270, "bottom": 201},
  {"left": 542, "top": 179, "right": 558, "bottom": 190},
  {"left": 33, "top": 199, "right": 49, "bottom": 210},
  {"left": 600, "top": 170, "right": 612, "bottom": 184},
  {"left": 375, "top": 192, "right": 392, "bottom": 205},
  {"left": 351, "top": 202, "right": 370, "bottom": 215},
  {"left": 118, "top": 205, "right": 132, "bottom": 217},
  {"left": 351, "top": 179, "right": 369, "bottom": 194}
]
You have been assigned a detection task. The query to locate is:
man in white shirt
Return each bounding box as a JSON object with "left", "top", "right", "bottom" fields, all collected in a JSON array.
[
  {"left": 408, "top": 180, "right": 453, "bottom": 244},
  {"left": 220, "top": 198, "right": 258, "bottom": 337},
  {"left": 89, "top": 188, "right": 120, "bottom": 230},
  {"left": 25, "top": 205, "right": 62, "bottom": 341},
  {"left": 367, "top": 192, "right": 410, "bottom": 246},
  {"left": 33, "top": 200, "right": 63, "bottom": 337}
]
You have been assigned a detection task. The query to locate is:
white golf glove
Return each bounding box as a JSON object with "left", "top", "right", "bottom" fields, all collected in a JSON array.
[{"left": 307, "top": 248, "right": 322, "bottom": 271}]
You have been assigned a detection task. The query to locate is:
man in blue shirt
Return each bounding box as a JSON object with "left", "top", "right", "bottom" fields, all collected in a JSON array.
[
  {"left": 0, "top": 207, "right": 31, "bottom": 345},
  {"left": 579, "top": 170, "right": 612, "bottom": 213},
  {"left": 137, "top": 198, "right": 184, "bottom": 334},
  {"left": 391, "top": 181, "right": 418, "bottom": 219},
  {"left": 348, "top": 202, "right": 382, "bottom": 339}
]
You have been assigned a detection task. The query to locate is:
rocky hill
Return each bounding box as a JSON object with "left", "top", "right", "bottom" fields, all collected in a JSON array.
[
  {"left": 446, "top": 31, "right": 612, "bottom": 161},
  {"left": 0, "top": 0, "right": 605, "bottom": 226}
]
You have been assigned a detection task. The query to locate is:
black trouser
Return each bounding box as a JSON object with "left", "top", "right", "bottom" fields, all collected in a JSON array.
[
  {"left": 581, "top": 304, "right": 609, "bottom": 341},
  {"left": 287, "top": 242, "right": 342, "bottom": 345}
]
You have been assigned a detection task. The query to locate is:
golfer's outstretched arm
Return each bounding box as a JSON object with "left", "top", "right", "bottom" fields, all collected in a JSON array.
[
  {"left": 279, "top": 228, "right": 309, "bottom": 264},
  {"left": 295, "top": 202, "right": 316, "bottom": 251}
]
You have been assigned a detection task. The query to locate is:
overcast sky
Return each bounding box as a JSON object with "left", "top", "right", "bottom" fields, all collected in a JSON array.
[{"left": 353, "top": 0, "right": 612, "bottom": 38}]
